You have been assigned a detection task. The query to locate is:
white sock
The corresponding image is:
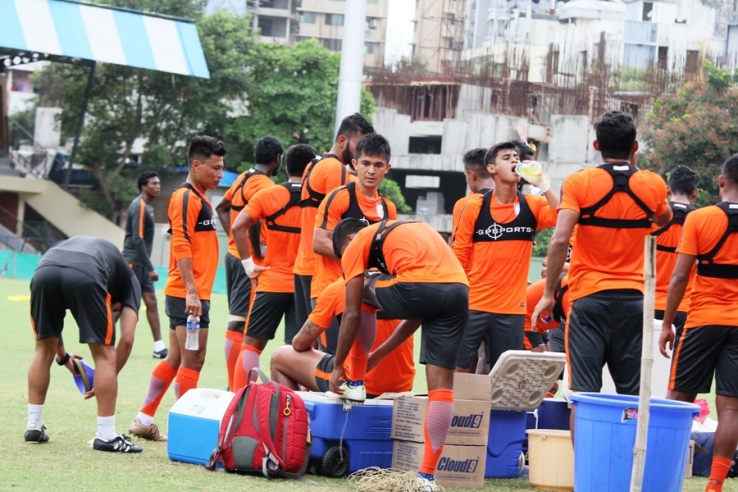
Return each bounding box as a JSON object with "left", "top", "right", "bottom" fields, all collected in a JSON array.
[
  {"left": 136, "top": 412, "right": 154, "bottom": 427},
  {"left": 97, "top": 415, "right": 117, "bottom": 441},
  {"left": 27, "top": 404, "right": 43, "bottom": 430},
  {"left": 153, "top": 340, "right": 166, "bottom": 352}
]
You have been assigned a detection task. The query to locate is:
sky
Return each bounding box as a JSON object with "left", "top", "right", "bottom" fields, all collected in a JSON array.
[{"left": 384, "top": 0, "right": 416, "bottom": 67}]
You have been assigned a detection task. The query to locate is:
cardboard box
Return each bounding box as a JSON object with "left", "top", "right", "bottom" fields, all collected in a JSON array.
[
  {"left": 685, "top": 440, "right": 695, "bottom": 479},
  {"left": 391, "top": 397, "right": 490, "bottom": 446},
  {"left": 453, "top": 373, "right": 492, "bottom": 401},
  {"left": 393, "top": 440, "right": 486, "bottom": 489}
]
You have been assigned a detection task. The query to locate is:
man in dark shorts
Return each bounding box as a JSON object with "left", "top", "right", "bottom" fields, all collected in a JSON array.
[
  {"left": 532, "top": 111, "right": 671, "bottom": 438},
  {"left": 659, "top": 156, "right": 738, "bottom": 492},
  {"left": 129, "top": 136, "right": 224, "bottom": 442},
  {"left": 27, "top": 236, "right": 142, "bottom": 453},
  {"left": 330, "top": 218, "right": 469, "bottom": 492},
  {"left": 122, "top": 171, "right": 167, "bottom": 359}
]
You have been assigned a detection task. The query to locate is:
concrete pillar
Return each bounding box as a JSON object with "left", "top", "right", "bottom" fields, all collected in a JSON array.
[{"left": 335, "top": 0, "right": 367, "bottom": 136}]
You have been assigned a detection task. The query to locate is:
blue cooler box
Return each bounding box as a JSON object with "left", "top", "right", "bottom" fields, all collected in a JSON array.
[
  {"left": 167, "top": 388, "right": 235, "bottom": 465},
  {"left": 486, "top": 409, "right": 527, "bottom": 478},
  {"left": 299, "top": 392, "right": 394, "bottom": 477}
]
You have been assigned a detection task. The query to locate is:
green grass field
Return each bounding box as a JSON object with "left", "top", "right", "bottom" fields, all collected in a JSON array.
[{"left": 1, "top": 277, "right": 733, "bottom": 491}]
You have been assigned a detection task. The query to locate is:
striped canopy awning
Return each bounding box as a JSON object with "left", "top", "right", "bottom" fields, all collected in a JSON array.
[{"left": 0, "top": 0, "right": 210, "bottom": 78}]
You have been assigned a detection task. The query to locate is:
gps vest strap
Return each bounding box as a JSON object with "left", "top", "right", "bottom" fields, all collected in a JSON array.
[
  {"left": 167, "top": 182, "right": 216, "bottom": 236},
  {"left": 472, "top": 191, "right": 537, "bottom": 243},
  {"left": 552, "top": 274, "right": 569, "bottom": 322},
  {"left": 301, "top": 153, "right": 343, "bottom": 209},
  {"left": 367, "top": 220, "right": 418, "bottom": 275},
  {"left": 652, "top": 202, "right": 696, "bottom": 253},
  {"left": 232, "top": 168, "right": 267, "bottom": 212},
  {"left": 320, "top": 182, "right": 389, "bottom": 229},
  {"left": 696, "top": 202, "right": 738, "bottom": 279},
  {"left": 265, "top": 182, "right": 302, "bottom": 234},
  {"left": 578, "top": 164, "right": 655, "bottom": 229}
]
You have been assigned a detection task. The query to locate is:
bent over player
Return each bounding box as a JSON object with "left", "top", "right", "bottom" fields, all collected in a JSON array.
[{"left": 330, "top": 218, "right": 469, "bottom": 492}]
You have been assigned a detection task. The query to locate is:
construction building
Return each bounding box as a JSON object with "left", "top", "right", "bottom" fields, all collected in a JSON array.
[{"left": 412, "top": 0, "right": 467, "bottom": 73}]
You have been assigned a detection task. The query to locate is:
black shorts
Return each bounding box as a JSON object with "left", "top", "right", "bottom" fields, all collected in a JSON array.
[
  {"left": 456, "top": 311, "right": 524, "bottom": 369},
  {"left": 525, "top": 331, "right": 546, "bottom": 350},
  {"left": 225, "top": 252, "right": 252, "bottom": 317},
  {"left": 670, "top": 325, "right": 738, "bottom": 397},
  {"left": 548, "top": 322, "right": 566, "bottom": 354},
  {"left": 165, "top": 296, "right": 211, "bottom": 329},
  {"left": 567, "top": 289, "right": 643, "bottom": 395},
  {"left": 294, "top": 274, "right": 313, "bottom": 329},
  {"left": 375, "top": 282, "right": 469, "bottom": 370},
  {"left": 30, "top": 265, "right": 116, "bottom": 345},
  {"left": 654, "top": 310, "right": 688, "bottom": 332},
  {"left": 245, "top": 292, "right": 298, "bottom": 343},
  {"left": 129, "top": 263, "right": 155, "bottom": 294},
  {"left": 315, "top": 353, "right": 334, "bottom": 392}
]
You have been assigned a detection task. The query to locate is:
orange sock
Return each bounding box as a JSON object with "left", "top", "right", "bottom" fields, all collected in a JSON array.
[
  {"left": 140, "top": 361, "right": 177, "bottom": 418},
  {"left": 233, "top": 345, "right": 263, "bottom": 390},
  {"left": 174, "top": 367, "right": 200, "bottom": 399},
  {"left": 706, "top": 456, "right": 732, "bottom": 492},
  {"left": 348, "top": 338, "right": 368, "bottom": 382},
  {"left": 419, "top": 389, "right": 454, "bottom": 476},
  {"left": 224, "top": 331, "right": 243, "bottom": 391}
]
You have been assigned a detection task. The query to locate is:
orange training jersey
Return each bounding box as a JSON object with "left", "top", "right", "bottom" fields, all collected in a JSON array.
[
  {"left": 308, "top": 278, "right": 415, "bottom": 395},
  {"left": 452, "top": 193, "right": 557, "bottom": 314},
  {"left": 342, "top": 221, "right": 468, "bottom": 286},
  {"left": 294, "top": 155, "right": 355, "bottom": 276},
  {"left": 311, "top": 184, "right": 397, "bottom": 299},
  {"left": 561, "top": 167, "right": 668, "bottom": 301},
  {"left": 653, "top": 203, "right": 696, "bottom": 313},
  {"left": 524, "top": 280, "right": 562, "bottom": 333},
  {"left": 242, "top": 183, "right": 301, "bottom": 294},
  {"left": 165, "top": 183, "right": 219, "bottom": 300},
  {"left": 679, "top": 204, "right": 738, "bottom": 329},
  {"left": 225, "top": 168, "right": 274, "bottom": 262}
]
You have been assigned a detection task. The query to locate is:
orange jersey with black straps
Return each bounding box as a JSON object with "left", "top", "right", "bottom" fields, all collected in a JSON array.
[
  {"left": 294, "top": 155, "right": 355, "bottom": 276},
  {"left": 225, "top": 168, "right": 274, "bottom": 262},
  {"left": 453, "top": 192, "right": 557, "bottom": 314},
  {"left": 653, "top": 202, "right": 696, "bottom": 313},
  {"left": 308, "top": 278, "right": 415, "bottom": 395},
  {"left": 342, "top": 221, "right": 468, "bottom": 286},
  {"left": 561, "top": 168, "right": 668, "bottom": 301},
  {"left": 242, "top": 183, "right": 302, "bottom": 293},
  {"left": 311, "top": 183, "right": 397, "bottom": 298},
  {"left": 679, "top": 204, "right": 738, "bottom": 329},
  {"left": 165, "top": 183, "right": 219, "bottom": 300}
]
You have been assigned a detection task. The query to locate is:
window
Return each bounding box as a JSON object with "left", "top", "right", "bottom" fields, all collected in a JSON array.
[
  {"left": 300, "top": 12, "right": 316, "bottom": 24},
  {"left": 366, "top": 17, "right": 377, "bottom": 29},
  {"left": 364, "top": 42, "right": 375, "bottom": 54},
  {"left": 321, "top": 38, "right": 342, "bottom": 51},
  {"left": 685, "top": 50, "right": 700, "bottom": 73},
  {"left": 296, "top": 36, "right": 312, "bottom": 43},
  {"left": 325, "top": 13, "right": 344, "bottom": 26}
]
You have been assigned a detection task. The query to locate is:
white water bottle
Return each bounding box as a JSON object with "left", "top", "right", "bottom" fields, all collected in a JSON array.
[{"left": 185, "top": 315, "right": 200, "bottom": 351}]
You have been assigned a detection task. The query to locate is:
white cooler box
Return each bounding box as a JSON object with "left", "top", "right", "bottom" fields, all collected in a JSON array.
[{"left": 167, "top": 388, "right": 235, "bottom": 465}]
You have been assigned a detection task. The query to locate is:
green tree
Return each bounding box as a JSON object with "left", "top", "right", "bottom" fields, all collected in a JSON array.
[
  {"left": 380, "top": 178, "right": 411, "bottom": 213},
  {"left": 643, "top": 60, "right": 738, "bottom": 206}
]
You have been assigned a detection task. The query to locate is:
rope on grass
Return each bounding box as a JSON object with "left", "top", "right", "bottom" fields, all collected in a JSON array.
[{"left": 347, "top": 467, "right": 445, "bottom": 492}]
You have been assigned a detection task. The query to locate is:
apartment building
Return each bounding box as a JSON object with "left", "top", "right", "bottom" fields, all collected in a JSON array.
[
  {"left": 412, "top": 0, "right": 467, "bottom": 73},
  {"left": 206, "top": 0, "right": 299, "bottom": 45}
]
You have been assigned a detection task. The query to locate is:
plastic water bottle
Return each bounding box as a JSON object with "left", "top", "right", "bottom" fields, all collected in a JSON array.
[{"left": 185, "top": 315, "right": 200, "bottom": 351}]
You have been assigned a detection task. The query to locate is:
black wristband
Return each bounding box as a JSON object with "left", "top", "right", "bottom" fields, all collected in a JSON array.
[{"left": 56, "top": 353, "right": 71, "bottom": 366}]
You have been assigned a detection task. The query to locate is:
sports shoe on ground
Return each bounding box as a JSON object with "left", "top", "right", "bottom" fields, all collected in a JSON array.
[
  {"left": 92, "top": 434, "right": 143, "bottom": 453},
  {"left": 706, "top": 479, "right": 723, "bottom": 492},
  {"left": 325, "top": 380, "right": 366, "bottom": 402},
  {"left": 24, "top": 425, "right": 49, "bottom": 443},
  {"left": 128, "top": 418, "right": 167, "bottom": 441},
  {"left": 152, "top": 348, "right": 168, "bottom": 359},
  {"left": 414, "top": 476, "right": 442, "bottom": 492}
]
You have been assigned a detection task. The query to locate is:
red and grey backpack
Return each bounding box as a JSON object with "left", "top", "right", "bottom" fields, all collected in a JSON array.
[{"left": 206, "top": 369, "right": 312, "bottom": 481}]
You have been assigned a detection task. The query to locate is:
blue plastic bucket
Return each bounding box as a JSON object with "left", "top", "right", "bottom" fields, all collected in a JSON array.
[{"left": 570, "top": 393, "right": 698, "bottom": 492}]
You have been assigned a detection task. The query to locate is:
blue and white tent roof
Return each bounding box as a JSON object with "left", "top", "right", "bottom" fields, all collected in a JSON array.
[{"left": 0, "top": 0, "right": 210, "bottom": 78}]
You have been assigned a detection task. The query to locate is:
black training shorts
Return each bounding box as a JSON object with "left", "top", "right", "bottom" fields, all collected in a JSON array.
[
  {"left": 129, "top": 263, "right": 155, "bottom": 294},
  {"left": 375, "top": 281, "right": 469, "bottom": 370},
  {"left": 566, "top": 289, "right": 643, "bottom": 395},
  {"left": 30, "top": 265, "right": 117, "bottom": 345},
  {"left": 670, "top": 325, "right": 738, "bottom": 397},
  {"left": 548, "top": 323, "right": 566, "bottom": 354},
  {"left": 245, "top": 292, "right": 298, "bottom": 343},
  {"left": 525, "top": 331, "right": 546, "bottom": 350},
  {"left": 165, "top": 295, "right": 211, "bottom": 329},
  {"left": 456, "top": 311, "right": 524, "bottom": 369},
  {"left": 315, "top": 353, "right": 334, "bottom": 392},
  {"left": 294, "top": 274, "right": 313, "bottom": 329},
  {"left": 225, "top": 252, "right": 252, "bottom": 317}
]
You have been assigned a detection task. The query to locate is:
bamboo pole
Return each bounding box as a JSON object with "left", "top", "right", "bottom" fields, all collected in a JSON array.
[{"left": 630, "top": 235, "right": 657, "bottom": 492}]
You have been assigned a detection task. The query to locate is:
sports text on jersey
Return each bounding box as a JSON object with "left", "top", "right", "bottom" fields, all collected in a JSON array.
[{"left": 476, "top": 224, "right": 534, "bottom": 240}]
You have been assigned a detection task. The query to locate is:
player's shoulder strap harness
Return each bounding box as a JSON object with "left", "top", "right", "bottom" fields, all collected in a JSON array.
[
  {"left": 578, "top": 163, "right": 655, "bottom": 229},
  {"left": 301, "top": 153, "right": 344, "bottom": 209},
  {"left": 652, "top": 201, "right": 696, "bottom": 253},
  {"left": 367, "top": 219, "right": 418, "bottom": 275},
  {"left": 232, "top": 168, "right": 268, "bottom": 212},
  {"left": 552, "top": 273, "right": 569, "bottom": 323},
  {"left": 473, "top": 190, "right": 537, "bottom": 242},
  {"left": 168, "top": 182, "right": 216, "bottom": 236},
  {"left": 265, "top": 182, "right": 303, "bottom": 234},
  {"left": 696, "top": 202, "right": 738, "bottom": 279}
]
